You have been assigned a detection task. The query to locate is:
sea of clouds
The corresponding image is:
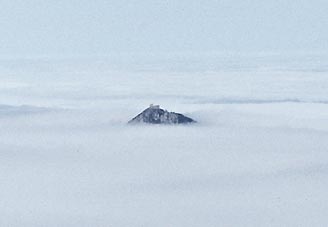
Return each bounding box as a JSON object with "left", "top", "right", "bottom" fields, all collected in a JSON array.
[{"left": 1, "top": 53, "right": 328, "bottom": 226}]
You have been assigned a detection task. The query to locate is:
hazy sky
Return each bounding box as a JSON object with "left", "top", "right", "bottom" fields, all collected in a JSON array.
[{"left": 1, "top": 0, "right": 327, "bottom": 55}]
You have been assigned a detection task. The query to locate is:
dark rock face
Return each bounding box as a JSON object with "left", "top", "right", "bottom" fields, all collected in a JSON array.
[{"left": 128, "top": 105, "right": 196, "bottom": 124}]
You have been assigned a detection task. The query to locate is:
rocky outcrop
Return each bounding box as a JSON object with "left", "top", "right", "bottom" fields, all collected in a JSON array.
[{"left": 128, "top": 105, "right": 196, "bottom": 124}]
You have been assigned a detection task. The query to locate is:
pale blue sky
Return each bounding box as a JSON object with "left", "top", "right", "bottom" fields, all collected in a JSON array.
[{"left": 1, "top": 0, "right": 327, "bottom": 55}]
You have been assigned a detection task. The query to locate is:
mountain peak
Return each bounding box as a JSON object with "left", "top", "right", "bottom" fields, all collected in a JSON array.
[{"left": 128, "top": 105, "right": 196, "bottom": 124}]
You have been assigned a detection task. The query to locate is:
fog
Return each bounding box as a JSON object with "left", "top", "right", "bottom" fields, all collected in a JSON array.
[
  {"left": 2, "top": 0, "right": 328, "bottom": 225},
  {"left": 1, "top": 53, "right": 328, "bottom": 226}
]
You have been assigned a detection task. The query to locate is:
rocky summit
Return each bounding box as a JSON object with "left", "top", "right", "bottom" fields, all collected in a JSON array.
[{"left": 128, "top": 104, "right": 196, "bottom": 124}]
